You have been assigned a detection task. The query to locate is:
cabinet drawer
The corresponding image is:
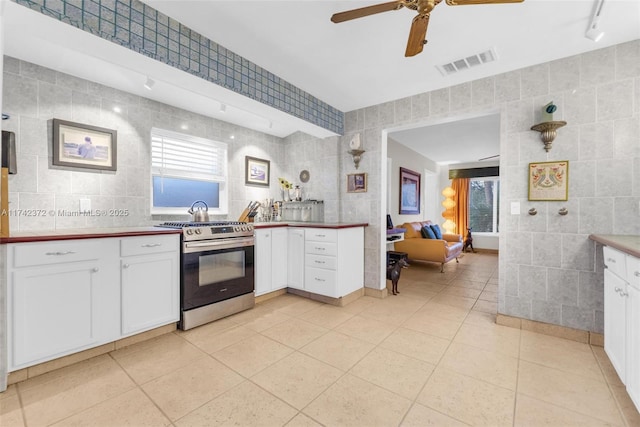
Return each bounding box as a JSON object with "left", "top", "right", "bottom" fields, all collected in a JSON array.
[
  {"left": 12, "top": 240, "right": 103, "bottom": 267},
  {"left": 305, "top": 241, "right": 337, "bottom": 257},
  {"left": 304, "top": 267, "right": 337, "bottom": 297},
  {"left": 604, "top": 246, "right": 627, "bottom": 279},
  {"left": 306, "top": 254, "right": 337, "bottom": 270},
  {"left": 627, "top": 255, "right": 640, "bottom": 289},
  {"left": 305, "top": 228, "right": 337, "bottom": 243},
  {"left": 121, "top": 235, "right": 178, "bottom": 257}
]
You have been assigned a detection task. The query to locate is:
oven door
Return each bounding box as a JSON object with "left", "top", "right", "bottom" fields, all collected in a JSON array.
[{"left": 182, "top": 237, "right": 254, "bottom": 310}]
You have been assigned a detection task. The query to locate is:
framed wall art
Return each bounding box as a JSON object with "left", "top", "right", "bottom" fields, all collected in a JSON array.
[
  {"left": 399, "top": 167, "right": 421, "bottom": 214},
  {"left": 245, "top": 156, "right": 270, "bottom": 187},
  {"left": 52, "top": 119, "right": 117, "bottom": 171},
  {"left": 347, "top": 172, "right": 367, "bottom": 193},
  {"left": 528, "top": 160, "right": 569, "bottom": 201}
]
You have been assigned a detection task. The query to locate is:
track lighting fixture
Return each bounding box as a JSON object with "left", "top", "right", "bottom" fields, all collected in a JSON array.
[{"left": 144, "top": 76, "right": 154, "bottom": 90}]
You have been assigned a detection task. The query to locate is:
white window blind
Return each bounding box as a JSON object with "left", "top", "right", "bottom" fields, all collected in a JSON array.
[{"left": 151, "top": 128, "right": 226, "bottom": 182}]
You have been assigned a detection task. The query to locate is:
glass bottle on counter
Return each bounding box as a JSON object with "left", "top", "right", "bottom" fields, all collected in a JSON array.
[{"left": 294, "top": 185, "right": 302, "bottom": 201}]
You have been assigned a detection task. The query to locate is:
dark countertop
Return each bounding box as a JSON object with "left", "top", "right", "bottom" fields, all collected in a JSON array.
[
  {"left": 253, "top": 222, "right": 369, "bottom": 229},
  {"left": 589, "top": 234, "right": 640, "bottom": 259},
  {"left": 1, "top": 227, "right": 182, "bottom": 244}
]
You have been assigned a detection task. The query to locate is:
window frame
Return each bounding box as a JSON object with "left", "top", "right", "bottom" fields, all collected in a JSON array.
[
  {"left": 468, "top": 176, "right": 500, "bottom": 235},
  {"left": 150, "top": 128, "right": 228, "bottom": 216}
]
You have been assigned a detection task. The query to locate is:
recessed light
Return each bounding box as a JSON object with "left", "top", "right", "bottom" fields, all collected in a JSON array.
[{"left": 230, "top": 134, "right": 235, "bottom": 140}]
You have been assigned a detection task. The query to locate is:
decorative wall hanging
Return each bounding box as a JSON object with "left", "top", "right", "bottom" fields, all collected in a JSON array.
[
  {"left": 244, "top": 156, "right": 270, "bottom": 187},
  {"left": 52, "top": 119, "right": 117, "bottom": 171},
  {"left": 347, "top": 172, "right": 367, "bottom": 193},
  {"left": 399, "top": 167, "right": 421, "bottom": 214},
  {"left": 528, "top": 161, "right": 569, "bottom": 201}
]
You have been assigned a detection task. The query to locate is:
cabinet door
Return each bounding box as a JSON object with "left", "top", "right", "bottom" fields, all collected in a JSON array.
[
  {"left": 626, "top": 282, "right": 640, "bottom": 411},
  {"left": 604, "top": 269, "right": 627, "bottom": 382},
  {"left": 254, "top": 229, "right": 272, "bottom": 296},
  {"left": 121, "top": 252, "right": 179, "bottom": 335},
  {"left": 10, "top": 263, "right": 103, "bottom": 369},
  {"left": 288, "top": 229, "right": 305, "bottom": 290},
  {"left": 271, "top": 228, "right": 288, "bottom": 290}
]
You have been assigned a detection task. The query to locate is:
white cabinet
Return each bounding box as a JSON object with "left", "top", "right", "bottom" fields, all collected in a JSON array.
[
  {"left": 603, "top": 245, "right": 640, "bottom": 412},
  {"left": 287, "top": 228, "right": 305, "bottom": 290},
  {"left": 120, "top": 235, "right": 179, "bottom": 336},
  {"left": 8, "top": 238, "right": 120, "bottom": 370},
  {"left": 304, "top": 227, "right": 364, "bottom": 298},
  {"left": 7, "top": 234, "right": 179, "bottom": 371},
  {"left": 255, "top": 227, "right": 288, "bottom": 296}
]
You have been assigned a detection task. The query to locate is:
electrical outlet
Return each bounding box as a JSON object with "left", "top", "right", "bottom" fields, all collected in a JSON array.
[{"left": 511, "top": 202, "right": 520, "bottom": 215}]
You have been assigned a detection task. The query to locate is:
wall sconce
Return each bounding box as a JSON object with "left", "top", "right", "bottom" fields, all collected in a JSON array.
[
  {"left": 441, "top": 186, "right": 456, "bottom": 234},
  {"left": 348, "top": 133, "right": 365, "bottom": 169},
  {"left": 531, "top": 102, "right": 566, "bottom": 152}
]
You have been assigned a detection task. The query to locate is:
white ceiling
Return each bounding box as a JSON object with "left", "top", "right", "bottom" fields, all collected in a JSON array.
[{"left": 3, "top": 0, "right": 640, "bottom": 160}]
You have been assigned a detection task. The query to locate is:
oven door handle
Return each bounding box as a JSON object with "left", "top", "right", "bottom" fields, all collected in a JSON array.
[{"left": 183, "top": 237, "right": 255, "bottom": 253}]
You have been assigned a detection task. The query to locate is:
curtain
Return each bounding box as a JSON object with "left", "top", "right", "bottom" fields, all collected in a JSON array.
[{"left": 452, "top": 178, "right": 469, "bottom": 236}]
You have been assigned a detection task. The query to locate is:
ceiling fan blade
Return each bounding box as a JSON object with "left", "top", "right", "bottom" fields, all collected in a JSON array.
[
  {"left": 446, "top": 0, "right": 524, "bottom": 5},
  {"left": 331, "top": 1, "right": 402, "bottom": 23},
  {"left": 405, "top": 14, "right": 429, "bottom": 57}
]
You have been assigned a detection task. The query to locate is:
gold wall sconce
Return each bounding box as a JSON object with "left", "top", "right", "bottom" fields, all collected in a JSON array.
[
  {"left": 531, "top": 102, "right": 567, "bottom": 152},
  {"left": 348, "top": 133, "right": 365, "bottom": 169}
]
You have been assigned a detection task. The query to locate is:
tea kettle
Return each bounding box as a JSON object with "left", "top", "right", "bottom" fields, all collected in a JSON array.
[{"left": 188, "top": 200, "right": 209, "bottom": 222}]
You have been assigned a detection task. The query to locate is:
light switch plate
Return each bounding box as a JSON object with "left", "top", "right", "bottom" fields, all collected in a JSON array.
[{"left": 511, "top": 202, "right": 520, "bottom": 215}]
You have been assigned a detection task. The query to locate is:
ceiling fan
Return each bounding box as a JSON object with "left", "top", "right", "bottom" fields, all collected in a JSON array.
[{"left": 331, "top": 0, "right": 524, "bottom": 57}]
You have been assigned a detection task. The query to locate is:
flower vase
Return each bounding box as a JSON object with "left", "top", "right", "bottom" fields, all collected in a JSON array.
[{"left": 281, "top": 189, "right": 291, "bottom": 202}]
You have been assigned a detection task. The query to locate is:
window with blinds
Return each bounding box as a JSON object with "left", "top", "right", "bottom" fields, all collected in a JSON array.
[{"left": 150, "top": 128, "right": 228, "bottom": 215}]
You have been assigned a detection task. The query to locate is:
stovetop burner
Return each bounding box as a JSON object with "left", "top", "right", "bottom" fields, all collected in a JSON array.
[{"left": 157, "top": 221, "right": 254, "bottom": 241}]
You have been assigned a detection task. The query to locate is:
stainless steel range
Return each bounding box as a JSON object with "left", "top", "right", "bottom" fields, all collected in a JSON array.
[{"left": 158, "top": 221, "right": 255, "bottom": 330}]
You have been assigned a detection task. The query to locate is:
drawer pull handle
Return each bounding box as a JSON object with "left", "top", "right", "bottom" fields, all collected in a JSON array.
[
  {"left": 45, "top": 251, "right": 76, "bottom": 256},
  {"left": 92, "top": 267, "right": 99, "bottom": 273},
  {"left": 314, "top": 278, "right": 325, "bottom": 282},
  {"left": 620, "top": 291, "right": 629, "bottom": 297},
  {"left": 615, "top": 287, "right": 622, "bottom": 293},
  {"left": 315, "top": 260, "right": 325, "bottom": 264},
  {"left": 315, "top": 247, "right": 325, "bottom": 251},
  {"left": 607, "top": 258, "right": 616, "bottom": 263},
  {"left": 220, "top": 288, "right": 227, "bottom": 292},
  {"left": 123, "top": 263, "right": 130, "bottom": 269},
  {"left": 141, "top": 243, "right": 161, "bottom": 248},
  {"left": 316, "top": 234, "right": 326, "bottom": 238}
]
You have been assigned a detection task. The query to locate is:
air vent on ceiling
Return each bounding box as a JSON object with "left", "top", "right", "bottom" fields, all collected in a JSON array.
[{"left": 436, "top": 48, "right": 498, "bottom": 76}]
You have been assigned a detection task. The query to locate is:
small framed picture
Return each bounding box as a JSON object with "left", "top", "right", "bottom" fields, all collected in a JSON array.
[
  {"left": 399, "top": 167, "right": 420, "bottom": 214},
  {"left": 52, "top": 119, "right": 117, "bottom": 171},
  {"left": 528, "top": 160, "right": 569, "bottom": 201},
  {"left": 347, "top": 172, "right": 367, "bottom": 193},
  {"left": 245, "top": 156, "right": 270, "bottom": 187}
]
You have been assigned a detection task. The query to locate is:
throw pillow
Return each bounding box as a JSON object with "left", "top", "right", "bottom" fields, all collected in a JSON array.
[
  {"left": 430, "top": 224, "right": 443, "bottom": 239},
  {"left": 421, "top": 225, "right": 436, "bottom": 239}
]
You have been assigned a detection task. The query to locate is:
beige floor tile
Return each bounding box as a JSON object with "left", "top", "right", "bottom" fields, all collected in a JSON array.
[
  {"left": 141, "top": 356, "right": 243, "bottom": 421},
  {"left": 300, "top": 331, "right": 375, "bottom": 371},
  {"left": 403, "top": 310, "right": 463, "bottom": 340},
  {"left": 453, "top": 322, "right": 521, "bottom": 357},
  {"left": 419, "top": 301, "right": 470, "bottom": 323},
  {"left": 339, "top": 295, "right": 381, "bottom": 314},
  {"left": 303, "top": 374, "right": 412, "bottom": 427},
  {"left": 463, "top": 310, "right": 497, "bottom": 327},
  {"left": 449, "top": 279, "right": 486, "bottom": 290},
  {"left": 297, "top": 304, "right": 355, "bottom": 329},
  {"left": 410, "top": 282, "right": 447, "bottom": 293},
  {"left": 441, "top": 286, "right": 482, "bottom": 299},
  {"left": 479, "top": 290, "right": 498, "bottom": 302},
  {"left": 359, "top": 295, "right": 427, "bottom": 325},
  {"left": 334, "top": 314, "right": 397, "bottom": 344},
  {"left": 285, "top": 412, "right": 323, "bottom": 427},
  {"left": 181, "top": 324, "right": 257, "bottom": 355},
  {"left": 175, "top": 381, "right": 297, "bottom": 426},
  {"left": 520, "top": 331, "right": 604, "bottom": 382},
  {"left": 0, "top": 392, "right": 25, "bottom": 427},
  {"left": 472, "top": 299, "right": 498, "bottom": 314},
  {"left": 401, "top": 403, "right": 470, "bottom": 426},
  {"left": 439, "top": 342, "right": 518, "bottom": 390},
  {"left": 275, "top": 298, "right": 324, "bottom": 317},
  {"left": 111, "top": 333, "right": 206, "bottom": 384},
  {"left": 430, "top": 293, "right": 477, "bottom": 310},
  {"left": 514, "top": 394, "right": 617, "bottom": 427},
  {"left": 484, "top": 283, "right": 499, "bottom": 293},
  {"left": 0, "top": 384, "right": 18, "bottom": 400},
  {"left": 592, "top": 346, "right": 624, "bottom": 387},
  {"left": 51, "top": 387, "right": 170, "bottom": 427},
  {"left": 380, "top": 327, "right": 450, "bottom": 365},
  {"left": 517, "top": 360, "right": 624, "bottom": 425},
  {"left": 240, "top": 310, "right": 293, "bottom": 332},
  {"left": 212, "top": 334, "right": 293, "bottom": 377},
  {"left": 417, "top": 367, "right": 515, "bottom": 427},
  {"left": 610, "top": 384, "right": 640, "bottom": 427},
  {"left": 251, "top": 352, "right": 343, "bottom": 410},
  {"left": 19, "top": 355, "right": 136, "bottom": 426},
  {"left": 176, "top": 316, "right": 238, "bottom": 341},
  {"left": 261, "top": 318, "right": 328, "bottom": 349},
  {"left": 393, "top": 285, "right": 439, "bottom": 301},
  {"left": 350, "top": 347, "right": 435, "bottom": 400}
]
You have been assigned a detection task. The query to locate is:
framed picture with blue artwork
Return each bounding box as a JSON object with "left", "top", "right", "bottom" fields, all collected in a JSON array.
[
  {"left": 245, "top": 156, "right": 270, "bottom": 187},
  {"left": 52, "top": 119, "right": 117, "bottom": 171},
  {"left": 399, "top": 167, "right": 420, "bottom": 214}
]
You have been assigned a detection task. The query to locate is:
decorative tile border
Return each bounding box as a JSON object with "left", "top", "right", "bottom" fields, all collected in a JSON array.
[{"left": 13, "top": 0, "right": 344, "bottom": 134}]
